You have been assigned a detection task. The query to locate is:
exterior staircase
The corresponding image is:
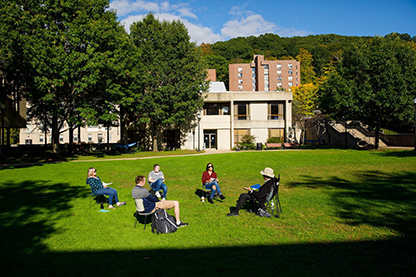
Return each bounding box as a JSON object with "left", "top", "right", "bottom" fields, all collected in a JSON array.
[{"left": 329, "top": 122, "right": 387, "bottom": 148}]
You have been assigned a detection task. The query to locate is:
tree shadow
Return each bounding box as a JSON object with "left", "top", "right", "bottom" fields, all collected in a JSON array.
[
  {"left": 287, "top": 171, "right": 416, "bottom": 242},
  {"left": 2, "top": 176, "right": 416, "bottom": 276}
]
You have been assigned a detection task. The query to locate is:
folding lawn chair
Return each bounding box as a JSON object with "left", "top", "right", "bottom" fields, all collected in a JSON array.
[
  {"left": 264, "top": 174, "right": 282, "bottom": 218},
  {"left": 134, "top": 198, "right": 154, "bottom": 230}
]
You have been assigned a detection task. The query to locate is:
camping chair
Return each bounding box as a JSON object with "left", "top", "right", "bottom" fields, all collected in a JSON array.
[
  {"left": 264, "top": 174, "right": 282, "bottom": 218},
  {"left": 134, "top": 198, "right": 154, "bottom": 230},
  {"left": 89, "top": 192, "right": 108, "bottom": 209},
  {"left": 202, "top": 183, "right": 212, "bottom": 201}
]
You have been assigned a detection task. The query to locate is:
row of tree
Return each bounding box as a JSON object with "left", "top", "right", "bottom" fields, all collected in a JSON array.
[
  {"left": 1, "top": 1, "right": 208, "bottom": 154},
  {"left": 200, "top": 32, "right": 416, "bottom": 148}
]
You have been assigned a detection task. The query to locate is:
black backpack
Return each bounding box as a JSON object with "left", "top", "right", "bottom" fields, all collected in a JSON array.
[{"left": 151, "top": 209, "right": 178, "bottom": 234}]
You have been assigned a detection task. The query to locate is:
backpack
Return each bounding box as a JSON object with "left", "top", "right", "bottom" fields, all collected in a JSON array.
[{"left": 151, "top": 209, "right": 178, "bottom": 234}]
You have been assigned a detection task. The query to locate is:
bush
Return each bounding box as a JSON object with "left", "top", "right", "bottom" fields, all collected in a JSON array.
[
  {"left": 267, "top": 136, "right": 283, "bottom": 143},
  {"left": 237, "top": 134, "right": 256, "bottom": 150}
]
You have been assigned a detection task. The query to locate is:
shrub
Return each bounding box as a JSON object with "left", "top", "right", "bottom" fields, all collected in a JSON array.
[
  {"left": 267, "top": 136, "right": 283, "bottom": 143},
  {"left": 237, "top": 134, "right": 256, "bottom": 150}
]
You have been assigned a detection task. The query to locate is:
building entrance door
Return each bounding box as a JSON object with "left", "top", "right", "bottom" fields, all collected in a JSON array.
[{"left": 204, "top": 130, "right": 217, "bottom": 149}]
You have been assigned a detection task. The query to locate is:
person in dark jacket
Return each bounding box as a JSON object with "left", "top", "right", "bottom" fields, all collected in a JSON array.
[{"left": 226, "top": 167, "right": 275, "bottom": 216}]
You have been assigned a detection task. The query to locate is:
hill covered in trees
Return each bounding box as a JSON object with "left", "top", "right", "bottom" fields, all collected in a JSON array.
[{"left": 200, "top": 32, "right": 415, "bottom": 89}]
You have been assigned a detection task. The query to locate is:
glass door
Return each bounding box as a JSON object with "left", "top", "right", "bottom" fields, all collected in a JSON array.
[{"left": 203, "top": 130, "right": 217, "bottom": 149}]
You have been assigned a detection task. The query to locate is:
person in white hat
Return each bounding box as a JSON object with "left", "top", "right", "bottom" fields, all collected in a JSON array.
[{"left": 227, "top": 167, "right": 275, "bottom": 217}]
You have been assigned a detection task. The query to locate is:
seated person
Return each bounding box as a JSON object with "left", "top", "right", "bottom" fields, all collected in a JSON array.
[
  {"left": 132, "top": 175, "right": 188, "bottom": 228},
  {"left": 201, "top": 163, "right": 225, "bottom": 204},
  {"left": 148, "top": 164, "right": 168, "bottom": 200},
  {"left": 86, "top": 167, "right": 126, "bottom": 209},
  {"left": 226, "top": 167, "right": 275, "bottom": 216}
]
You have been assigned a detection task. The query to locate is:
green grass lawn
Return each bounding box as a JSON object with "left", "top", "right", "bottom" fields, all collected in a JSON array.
[{"left": 1, "top": 149, "right": 416, "bottom": 276}]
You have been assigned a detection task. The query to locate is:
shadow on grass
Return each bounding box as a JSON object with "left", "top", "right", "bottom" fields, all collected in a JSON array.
[
  {"left": 2, "top": 176, "right": 416, "bottom": 276},
  {"left": 286, "top": 170, "right": 416, "bottom": 274}
]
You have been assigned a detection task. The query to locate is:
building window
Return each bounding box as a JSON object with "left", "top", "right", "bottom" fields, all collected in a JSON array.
[
  {"left": 25, "top": 139, "right": 32, "bottom": 145},
  {"left": 277, "top": 70, "right": 281, "bottom": 75},
  {"left": 268, "top": 102, "right": 284, "bottom": 120},
  {"left": 277, "top": 76, "right": 282, "bottom": 81},
  {"left": 238, "top": 85, "right": 243, "bottom": 90},
  {"left": 288, "top": 63, "right": 293, "bottom": 69},
  {"left": 277, "top": 82, "right": 282, "bottom": 88},
  {"left": 98, "top": 133, "right": 103, "bottom": 143},
  {"left": 234, "top": 102, "right": 249, "bottom": 120},
  {"left": 277, "top": 64, "right": 281, "bottom": 69},
  {"left": 288, "top": 70, "right": 293, "bottom": 75},
  {"left": 88, "top": 134, "right": 92, "bottom": 142},
  {"left": 238, "top": 79, "right": 243, "bottom": 84},
  {"left": 288, "top": 76, "right": 293, "bottom": 81},
  {"left": 288, "top": 82, "right": 293, "bottom": 87},
  {"left": 234, "top": 129, "right": 250, "bottom": 145},
  {"left": 74, "top": 134, "right": 78, "bottom": 142},
  {"left": 238, "top": 67, "right": 243, "bottom": 72},
  {"left": 39, "top": 135, "right": 44, "bottom": 143},
  {"left": 238, "top": 73, "right": 243, "bottom": 78},
  {"left": 204, "top": 103, "right": 231, "bottom": 115},
  {"left": 59, "top": 134, "right": 64, "bottom": 142},
  {"left": 268, "top": 128, "right": 284, "bottom": 140}
]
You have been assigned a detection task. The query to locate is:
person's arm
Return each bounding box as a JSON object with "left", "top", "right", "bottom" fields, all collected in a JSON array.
[
  {"left": 251, "top": 179, "right": 273, "bottom": 199},
  {"left": 148, "top": 171, "right": 156, "bottom": 183},
  {"left": 160, "top": 172, "right": 165, "bottom": 182},
  {"left": 202, "top": 171, "right": 210, "bottom": 184}
]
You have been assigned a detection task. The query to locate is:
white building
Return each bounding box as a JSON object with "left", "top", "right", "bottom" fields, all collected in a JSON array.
[{"left": 182, "top": 81, "right": 292, "bottom": 150}]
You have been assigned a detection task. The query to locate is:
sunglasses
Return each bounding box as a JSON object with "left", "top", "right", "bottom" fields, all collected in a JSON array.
[
  {"left": 94, "top": 170, "right": 97, "bottom": 172},
  {"left": 208, "top": 165, "right": 213, "bottom": 168}
]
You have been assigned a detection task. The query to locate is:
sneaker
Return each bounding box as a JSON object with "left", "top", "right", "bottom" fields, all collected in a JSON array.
[
  {"left": 227, "top": 211, "right": 239, "bottom": 216},
  {"left": 219, "top": 194, "right": 226, "bottom": 200},
  {"left": 155, "top": 191, "right": 161, "bottom": 198},
  {"left": 176, "top": 221, "right": 189, "bottom": 228},
  {"left": 208, "top": 198, "right": 214, "bottom": 204},
  {"left": 257, "top": 208, "right": 271, "bottom": 218}
]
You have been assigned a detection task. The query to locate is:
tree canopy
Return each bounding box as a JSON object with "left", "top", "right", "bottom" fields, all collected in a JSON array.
[
  {"left": 319, "top": 36, "right": 416, "bottom": 148},
  {"left": 130, "top": 14, "right": 208, "bottom": 151}
]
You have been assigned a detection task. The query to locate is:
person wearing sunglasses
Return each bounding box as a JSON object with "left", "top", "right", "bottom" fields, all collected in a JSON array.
[
  {"left": 86, "top": 167, "right": 126, "bottom": 209},
  {"left": 202, "top": 163, "right": 225, "bottom": 204}
]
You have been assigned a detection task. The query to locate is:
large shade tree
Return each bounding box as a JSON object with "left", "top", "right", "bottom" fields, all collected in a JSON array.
[
  {"left": 4, "top": 0, "right": 128, "bottom": 154},
  {"left": 319, "top": 36, "right": 416, "bottom": 149},
  {"left": 130, "top": 14, "right": 208, "bottom": 151}
]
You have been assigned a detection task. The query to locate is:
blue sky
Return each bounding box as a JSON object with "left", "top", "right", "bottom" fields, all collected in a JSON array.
[{"left": 109, "top": 0, "right": 416, "bottom": 45}]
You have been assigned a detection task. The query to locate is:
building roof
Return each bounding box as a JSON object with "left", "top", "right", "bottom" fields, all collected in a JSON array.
[{"left": 209, "top": 81, "right": 227, "bottom": 92}]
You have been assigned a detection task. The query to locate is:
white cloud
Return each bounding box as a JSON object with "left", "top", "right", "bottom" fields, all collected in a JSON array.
[
  {"left": 111, "top": 1, "right": 311, "bottom": 44},
  {"left": 110, "top": 0, "right": 159, "bottom": 16},
  {"left": 221, "top": 14, "right": 276, "bottom": 39},
  {"left": 120, "top": 13, "right": 221, "bottom": 44}
]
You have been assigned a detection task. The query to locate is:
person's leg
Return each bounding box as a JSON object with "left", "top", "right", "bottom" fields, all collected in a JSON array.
[
  {"left": 152, "top": 179, "right": 162, "bottom": 190},
  {"left": 227, "top": 193, "right": 251, "bottom": 216},
  {"left": 205, "top": 182, "right": 217, "bottom": 200},
  {"left": 95, "top": 188, "right": 115, "bottom": 207},
  {"left": 107, "top": 187, "right": 120, "bottom": 203},
  {"left": 155, "top": 200, "right": 180, "bottom": 222},
  {"left": 161, "top": 183, "right": 168, "bottom": 199}
]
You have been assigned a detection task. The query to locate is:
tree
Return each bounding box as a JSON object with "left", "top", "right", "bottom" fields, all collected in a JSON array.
[
  {"left": 9, "top": 0, "right": 127, "bottom": 154},
  {"left": 292, "top": 83, "right": 319, "bottom": 144},
  {"left": 130, "top": 14, "right": 208, "bottom": 151},
  {"left": 296, "top": 48, "right": 316, "bottom": 84},
  {"left": 319, "top": 36, "right": 416, "bottom": 149}
]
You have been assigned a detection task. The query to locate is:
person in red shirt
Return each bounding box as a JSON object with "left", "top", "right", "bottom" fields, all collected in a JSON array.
[{"left": 201, "top": 163, "right": 225, "bottom": 204}]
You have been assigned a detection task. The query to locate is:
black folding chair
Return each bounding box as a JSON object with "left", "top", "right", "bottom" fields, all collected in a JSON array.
[{"left": 264, "top": 174, "right": 282, "bottom": 218}]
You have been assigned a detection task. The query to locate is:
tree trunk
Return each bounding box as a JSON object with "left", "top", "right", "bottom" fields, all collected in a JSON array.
[
  {"left": 374, "top": 127, "right": 380, "bottom": 150},
  {"left": 152, "top": 136, "right": 158, "bottom": 152},
  {"left": 51, "top": 115, "right": 60, "bottom": 156}
]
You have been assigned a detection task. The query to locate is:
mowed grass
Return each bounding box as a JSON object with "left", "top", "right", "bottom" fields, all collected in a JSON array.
[{"left": 1, "top": 149, "right": 416, "bottom": 276}]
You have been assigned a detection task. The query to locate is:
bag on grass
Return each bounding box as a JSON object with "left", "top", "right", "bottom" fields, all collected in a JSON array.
[{"left": 151, "top": 209, "right": 178, "bottom": 234}]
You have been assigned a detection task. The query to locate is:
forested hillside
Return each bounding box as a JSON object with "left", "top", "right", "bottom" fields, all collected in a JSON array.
[{"left": 200, "top": 32, "right": 415, "bottom": 89}]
